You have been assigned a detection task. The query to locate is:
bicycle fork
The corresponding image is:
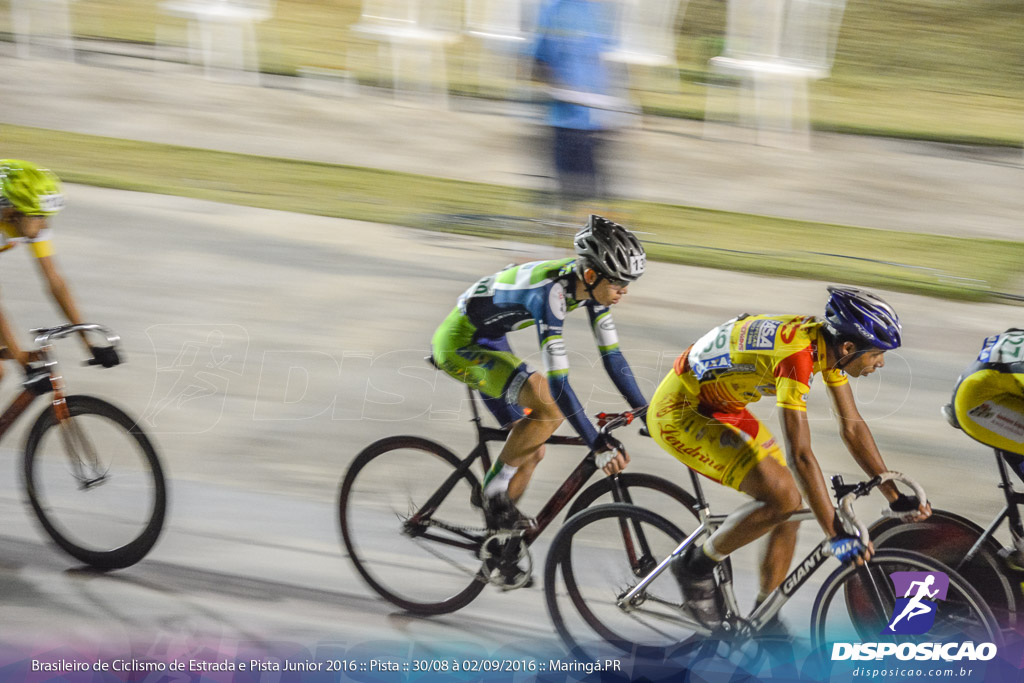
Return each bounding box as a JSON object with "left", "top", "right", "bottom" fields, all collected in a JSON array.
[{"left": 47, "top": 373, "right": 105, "bottom": 488}]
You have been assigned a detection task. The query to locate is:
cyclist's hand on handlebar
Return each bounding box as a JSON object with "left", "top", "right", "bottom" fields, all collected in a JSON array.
[
  {"left": 596, "top": 447, "right": 629, "bottom": 475},
  {"left": 89, "top": 345, "right": 121, "bottom": 368},
  {"left": 830, "top": 534, "right": 873, "bottom": 566},
  {"left": 889, "top": 494, "right": 932, "bottom": 522}
]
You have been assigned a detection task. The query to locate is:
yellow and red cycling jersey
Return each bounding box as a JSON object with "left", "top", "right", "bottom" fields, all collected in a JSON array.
[
  {"left": 1, "top": 222, "right": 52, "bottom": 258},
  {"left": 671, "top": 314, "right": 848, "bottom": 414}
]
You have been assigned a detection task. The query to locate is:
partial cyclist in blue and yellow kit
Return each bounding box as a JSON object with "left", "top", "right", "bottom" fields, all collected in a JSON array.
[
  {"left": 949, "top": 329, "right": 1024, "bottom": 459},
  {"left": 432, "top": 216, "right": 646, "bottom": 534},
  {"left": 648, "top": 287, "right": 932, "bottom": 627},
  {"left": 947, "top": 329, "right": 1024, "bottom": 564},
  {"left": 0, "top": 160, "right": 119, "bottom": 378}
]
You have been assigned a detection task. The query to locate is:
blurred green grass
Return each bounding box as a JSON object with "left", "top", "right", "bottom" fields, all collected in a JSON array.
[
  {"left": 14, "top": 0, "right": 1022, "bottom": 145},
  {"left": 4, "top": 123, "right": 1020, "bottom": 302}
]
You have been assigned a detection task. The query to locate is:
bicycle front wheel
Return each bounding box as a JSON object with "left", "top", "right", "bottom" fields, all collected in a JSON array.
[
  {"left": 339, "top": 436, "right": 486, "bottom": 615},
  {"left": 869, "top": 510, "right": 1016, "bottom": 629},
  {"left": 545, "top": 503, "right": 700, "bottom": 659},
  {"left": 811, "top": 549, "right": 1002, "bottom": 651},
  {"left": 23, "top": 395, "right": 167, "bottom": 570}
]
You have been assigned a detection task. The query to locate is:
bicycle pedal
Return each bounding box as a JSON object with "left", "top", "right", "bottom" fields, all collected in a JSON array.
[{"left": 487, "top": 564, "right": 534, "bottom": 591}]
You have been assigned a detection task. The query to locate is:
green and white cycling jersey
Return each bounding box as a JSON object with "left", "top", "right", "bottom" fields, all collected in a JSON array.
[{"left": 432, "top": 258, "right": 645, "bottom": 447}]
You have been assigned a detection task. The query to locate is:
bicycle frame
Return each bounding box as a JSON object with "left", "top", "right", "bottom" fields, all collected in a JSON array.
[
  {"left": 0, "top": 322, "right": 119, "bottom": 454},
  {"left": 960, "top": 448, "right": 1024, "bottom": 566},
  {"left": 407, "top": 385, "right": 645, "bottom": 548},
  {"left": 616, "top": 472, "right": 900, "bottom": 635},
  {"left": 0, "top": 383, "right": 46, "bottom": 443},
  {"left": 617, "top": 502, "right": 821, "bottom": 632}
]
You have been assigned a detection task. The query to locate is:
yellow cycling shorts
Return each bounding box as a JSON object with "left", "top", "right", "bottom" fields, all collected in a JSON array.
[
  {"left": 647, "top": 370, "right": 785, "bottom": 491},
  {"left": 953, "top": 367, "right": 1024, "bottom": 457}
]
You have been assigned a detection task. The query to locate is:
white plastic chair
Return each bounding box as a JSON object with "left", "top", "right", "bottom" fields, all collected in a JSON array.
[
  {"left": 464, "top": 0, "right": 537, "bottom": 97},
  {"left": 703, "top": 0, "right": 847, "bottom": 147},
  {"left": 604, "top": 0, "right": 687, "bottom": 70},
  {"left": 157, "top": 0, "right": 276, "bottom": 84},
  {"left": 348, "top": 0, "right": 462, "bottom": 106},
  {"left": 10, "top": 0, "right": 76, "bottom": 61}
]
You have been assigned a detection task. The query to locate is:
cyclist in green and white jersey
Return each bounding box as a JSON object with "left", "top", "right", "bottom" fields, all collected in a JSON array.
[{"left": 432, "top": 216, "right": 647, "bottom": 530}]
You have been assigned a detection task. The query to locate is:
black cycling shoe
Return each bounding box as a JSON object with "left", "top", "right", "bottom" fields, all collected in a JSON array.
[
  {"left": 671, "top": 555, "right": 725, "bottom": 628},
  {"left": 482, "top": 492, "right": 534, "bottom": 531}
]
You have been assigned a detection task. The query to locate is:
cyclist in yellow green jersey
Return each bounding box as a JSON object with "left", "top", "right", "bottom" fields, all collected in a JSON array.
[
  {"left": 432, "top": 216, "right": 646, "bottom": 533},
  {"left": 0, "top": 160, "right": 119, "bottom": 377}
]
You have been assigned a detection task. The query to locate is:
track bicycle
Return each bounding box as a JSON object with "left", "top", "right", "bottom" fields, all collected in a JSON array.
[
  {"left": 6, "top": 323, "right": 167, "bottom": 570},
  {"left": 338, "top": 384, "right": 706, "bottom": 615},
  {"left": 543, "top": 470, "right": 1002, "bottom": 659},
  {"left": 868, "top": 405, "right": 1024, "bottom": 630}
]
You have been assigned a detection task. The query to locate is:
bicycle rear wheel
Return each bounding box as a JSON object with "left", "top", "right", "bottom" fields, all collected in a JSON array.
[
  {"left": 545, "top": 503, "right": 701, "bottom": 659},
  {"left": 869, "top": 510, "right": 1017, "bottom": 629},
  {"left": 339, "top": 436, "right": 486, "bottom": 615},
  {"left": 811, "top": 549, "right": 1002, "bottom": 651},
  {"left": 23, "top": 395, "right": 167, "bottom": 570}
]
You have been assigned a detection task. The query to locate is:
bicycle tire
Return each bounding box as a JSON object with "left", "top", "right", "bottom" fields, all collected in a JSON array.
[
  {"left": 545, "top": 503, "right": 699, "bottom": 659},
  {"left": 568, "top": 472, "right": 701, "bottom": 520},
  {"left": 810, "top": 548, "right": 1003, "bottom": 651},
  {"left": 23, "top": 395, "right": 167, "bottom": 570},
  {"left": 869, "top": 510, "right": 1017, "bottom": 629},
  {"left": 339, "top": 435, "right": 486, "bottom": 615}
]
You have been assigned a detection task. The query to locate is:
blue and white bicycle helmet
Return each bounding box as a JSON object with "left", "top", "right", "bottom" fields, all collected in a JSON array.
[{"left": 824, "top": 286, "right": 902, "bottom": 350}]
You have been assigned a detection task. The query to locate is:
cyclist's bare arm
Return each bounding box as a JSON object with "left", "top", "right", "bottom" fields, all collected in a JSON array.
[
  {"left": 34, "top": 255, "right": 89, "bottom": 353},
  {"left": 827, "top": 382, "right": 931, "bottom": 520},
  {"left": 781, "top": 407, "right": 848, "bottom": 540}
]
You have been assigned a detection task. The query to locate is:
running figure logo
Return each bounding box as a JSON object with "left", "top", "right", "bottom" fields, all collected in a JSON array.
[{"left": 883, "top": 571, "right": 949, "bottom": 635}]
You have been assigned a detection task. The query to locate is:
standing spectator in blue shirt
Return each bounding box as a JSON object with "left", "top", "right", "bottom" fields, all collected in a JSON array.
[{"left": 532, "top": 0, "right": 620, "bottom": 216}]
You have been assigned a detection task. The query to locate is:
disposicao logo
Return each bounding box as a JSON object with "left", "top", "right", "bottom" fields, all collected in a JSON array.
[
  {"left": 884, "top": 571, "right": 948, "bottom": 635},
  {"left": 830, "top": 570, "right": 998, "bottom": 662}
]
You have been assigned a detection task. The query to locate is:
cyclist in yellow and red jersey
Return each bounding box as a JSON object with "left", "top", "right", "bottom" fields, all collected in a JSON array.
[
  {"left": 0, "top": 160, "right": 118, "bottom": 377},
  {"left": 648, "top": 287, "right": 931, "bottom": 627}
]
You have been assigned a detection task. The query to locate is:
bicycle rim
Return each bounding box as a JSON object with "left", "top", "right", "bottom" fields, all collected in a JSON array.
[
  {"left": 339, "top": 436, "right": 486, "bottom": 614},
  {"left": 811, "top": 549, "right": 1003, "bottom": 652},
  {"left": 545, "top": 503, "right": 701, "bottom": 659},
  {"left": 23, "top": 395, "right": 167, "bottom": 570}
]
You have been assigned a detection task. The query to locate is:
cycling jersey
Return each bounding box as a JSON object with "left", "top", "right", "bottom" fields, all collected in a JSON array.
[
  {"left": 673, "top": 314, "right": 848, "bottom": 413},
  {"left": 952, "top": 329, "right": 1024, "bottom": 456},
  {"left": 648, "top": 314, "right": 847, "bottom": 489},
  {"left": 432, "top": 258, "right": 645, "bottom": 446},
  {"left": 0, "top": 222, "right": 52, "bottom": 257}
]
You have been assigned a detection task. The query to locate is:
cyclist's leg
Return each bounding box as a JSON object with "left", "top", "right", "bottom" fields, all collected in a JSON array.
[
  {"left": 739, "top": 461, "right": 802, "bottom": 599},
  {"left": 498, "top": 372, "right": 563, "bottom": 500},
  {"left": 0, "top": 300, "right": 25, "bottom": 377},
  {"left": 432, "top": 315, "right": 561, "bottom": 504},
  {"left": 649, "top": 380, "right": 799, "bottom": 592}
]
